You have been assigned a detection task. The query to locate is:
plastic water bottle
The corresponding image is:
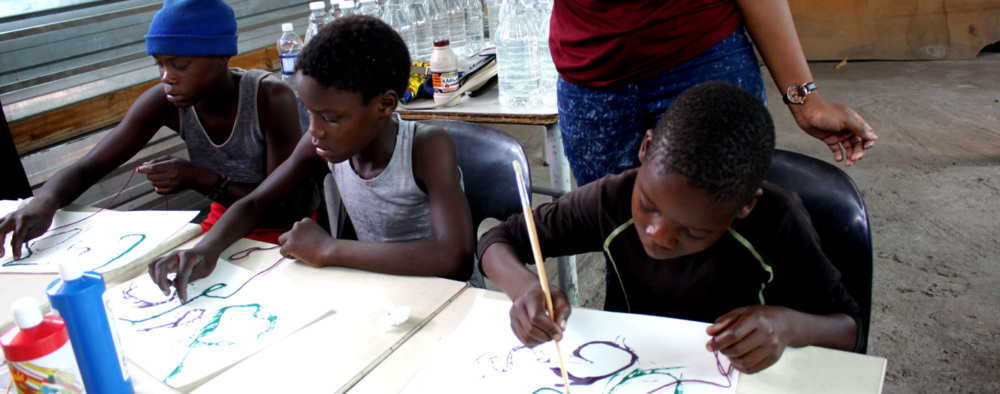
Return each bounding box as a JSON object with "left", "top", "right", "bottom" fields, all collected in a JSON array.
[
  {"left": 495, "top": 0, "right": 540, "bottom": 107},
  {"left": 485, "top": 0, "right": 501, "bottom": 43},
  {"left": 328, "top": 0, "right": 342, "bottom": 20},
  {"left": 464, "top": 0, "right": 485, "bottom": 55},
  {"left": 427, "top": 0, "right": 451, "bottom": 46},
  {"left": 533, "top": 0, "right": 556, "bottom": 104},
  {"left": 341, "top": 0, "right": 357, "bottom": 17},
  {"left": 277, "top": 23, "right": 303, "bottom": 90},
  {"left": 357, "top": 0, "right": 380, "bottom": 17},
  {"left": 1, "top": 297, "right": 86, "bottom": 394},
  {"left": 382, "top": 0, "right": 417, "bottom": 60},
  {"left": 410, "top": 0, "right": 433, "bottom": 61},
  {"left": 47, "top": 259, "right": 133, "bottom": 393},
  {"left": 444, "top": 0, "right": 467, "bottom": 56},
  {"left": 305, "top": 1, "right": 331, "bottom": 44}
]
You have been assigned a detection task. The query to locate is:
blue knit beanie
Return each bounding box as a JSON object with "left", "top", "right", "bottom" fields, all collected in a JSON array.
[{"left": 146, "top": 0, "right": 238, "bottom": 56}]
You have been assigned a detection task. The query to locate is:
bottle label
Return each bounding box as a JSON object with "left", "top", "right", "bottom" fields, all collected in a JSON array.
[
  {"left": 280, "top": 53, "right": 298, "bottom": 76},
  {"left": 432, "top": 71, "right": 460, "bottom": 94},
  {"left": 103, "top": 292, "right": 131, "bottom": 381},
  {"left": 7, "top": 342, "right": 86, "bottom": 394}
]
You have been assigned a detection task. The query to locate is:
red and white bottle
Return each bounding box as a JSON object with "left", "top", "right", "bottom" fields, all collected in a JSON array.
[{"left": 1, "top": 297, "right": 86, "bottom": 393}]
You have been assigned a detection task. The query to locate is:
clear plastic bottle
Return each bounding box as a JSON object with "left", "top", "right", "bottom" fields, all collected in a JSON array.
[
  {"left": 495, "top": 0, "right": 540, "bottom": 107},
  {"left": 277, "top": 23, "right": 304, "bottom": 90},
  {"left": 341, "top": 0, "right": 357, "bottom": 17},
  {"left": 328, "top": 0, "right": 342, "bottom": 20},
  {"left": 533, "top": 0, "right": 556, "bottom": 104},
  {"left": 305, "top": 1, "right": 331, "bottom": 44},
  {"left": 410, "top": 0, "right": 434, "bottom": 61},
  {"left": 382, "top": 0, "right": 417, "bottom": 60},
  {"left": 485, "top": 0, "right": 501, "bottom": 44},
  {"left": 464, "top": 0, "right": 485, "bottom": 55},
  {"left": 47, "top": 259, "right": 133, "bottom": 393},
  {"left": 427, "top": 0, "right": 451, "bottom": 46},
  {"left": 444, "top": 0, "right": 467, "bottom": 57},
  {"left": 357, "top": 0, "right": 380, "bottom": 17}
]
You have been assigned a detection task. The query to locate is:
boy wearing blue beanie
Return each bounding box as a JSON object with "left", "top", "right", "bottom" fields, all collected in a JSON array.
[{"left": 0, "top": 0, "right": 314, "bottom": 257}]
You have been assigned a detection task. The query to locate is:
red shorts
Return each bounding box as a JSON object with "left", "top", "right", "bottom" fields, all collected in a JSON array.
[{"left": 200, "top": 202, "right": 316, "bottom": 245}]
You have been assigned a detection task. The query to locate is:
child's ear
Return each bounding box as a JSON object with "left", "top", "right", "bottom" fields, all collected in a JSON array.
[
  {"left": 638, "top": 129, "right": 654, "bottom": 164},
  {"left": 735, "top": 188, "right": 764, "bottom": 219},
  {"left": 376, "top": 90, "right": 399, "bottom": 115}
]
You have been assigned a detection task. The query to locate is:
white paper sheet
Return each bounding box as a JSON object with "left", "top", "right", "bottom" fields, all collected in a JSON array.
[
  {"left": 0, "top": 200, "right": 198, "bottom": 274},
  {"left": 405, "top": 297, "right": 739, "bottom": 394},
  {"left": 109, "top": 258, "right": 331, "bottom": 388}
]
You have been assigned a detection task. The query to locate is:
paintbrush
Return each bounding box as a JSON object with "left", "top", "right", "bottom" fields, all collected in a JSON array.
[{"left": 512, "top": 160, "right": 572, "bottom": 393}]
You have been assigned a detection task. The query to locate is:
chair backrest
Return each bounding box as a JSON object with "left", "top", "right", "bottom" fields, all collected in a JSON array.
[
  {"left": 419, "top": 120, "right": 531, "bottom": 229},
  {"left": 765, "top": 149, "right": 873, "bottom": 353}
]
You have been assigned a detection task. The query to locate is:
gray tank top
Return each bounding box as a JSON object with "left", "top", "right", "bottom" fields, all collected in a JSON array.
[
  {"left": 178, "top": 68, "right": 269, "bottom": 184},
  {"left": 329, "top": 115, "right": 434, "bottom": 243}
]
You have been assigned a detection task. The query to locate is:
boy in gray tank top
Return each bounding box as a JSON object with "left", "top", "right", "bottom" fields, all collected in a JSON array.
[
  {"left": 0, "top": 0, "right": 308, "bottom": 259},
  {"left": 148, "top": 16, "right": 475, "bottom": 302}
]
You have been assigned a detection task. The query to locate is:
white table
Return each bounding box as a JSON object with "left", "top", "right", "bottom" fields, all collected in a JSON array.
[
  {"left": 123, "top": 236, "right": 470, "bottom": 393},
  {"left": 351, "top": 288, "right": 889, "bottom": 394}
]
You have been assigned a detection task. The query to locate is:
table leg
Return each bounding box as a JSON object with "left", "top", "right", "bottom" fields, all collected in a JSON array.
[{"left": 544, "top": 122, "right": 578, "bottom": 306}]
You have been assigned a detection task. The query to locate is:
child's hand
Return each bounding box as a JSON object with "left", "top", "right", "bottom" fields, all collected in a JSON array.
[
  {"left": 138, "top": 156, "right": 212, "bottom": 194},
  {"left": 0, "top": 200, "right": 55, "bottom": 260},
  {"left": 277, "top": 218, "right": 333, "bottom": 266},
  {"left": 705, "top": 305, "right": 794, "bottom": 374},
  {"left": 147, "top": 248, "right": 219, "bottom": 303},
  {"left": 509, "top": 283, "right": 571, "bottom": 347}
]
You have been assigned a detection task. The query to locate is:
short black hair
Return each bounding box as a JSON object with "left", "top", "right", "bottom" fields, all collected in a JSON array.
[
  {"left": 296, "top": 15, "right": 410, "bottom": 103},
  {"left": 646, "top": 81, "right": 775, "bottom": 212}
]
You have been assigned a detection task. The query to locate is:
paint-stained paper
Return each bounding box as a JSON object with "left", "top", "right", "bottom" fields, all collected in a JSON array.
[
  {"left": 109, "top": 258, "right": 330, "bottom": 388},
  {"left": 0, "top": 200, "right": 197, "bottom": 274},
  {"left": 404, "top": 297, "right": 739, "bottom": 394}
]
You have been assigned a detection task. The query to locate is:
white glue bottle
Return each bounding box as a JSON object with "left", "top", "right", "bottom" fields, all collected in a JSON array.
[
  {"left": 47, "top": 259, "right": 133, "bottom": 393},
  {"left": 1, "top": 297, "right": 87, "bottom": 393},
  {"left": 431, "top": 39, "right": 461, "bottom": 107}
]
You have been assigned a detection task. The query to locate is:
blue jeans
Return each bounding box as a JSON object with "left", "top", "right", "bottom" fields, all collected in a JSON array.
[{"left": 557, "top": 28, "right": 767, "bottom": 186}]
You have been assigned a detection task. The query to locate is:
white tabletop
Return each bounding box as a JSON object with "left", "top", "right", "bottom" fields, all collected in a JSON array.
[{"left": 350, "top": 288, "right": 888, "bottom": 394}]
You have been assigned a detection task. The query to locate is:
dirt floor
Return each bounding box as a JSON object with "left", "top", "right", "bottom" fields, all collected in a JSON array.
[{"left": 490, "top": 51, "right": 1000, "bottom": 393}]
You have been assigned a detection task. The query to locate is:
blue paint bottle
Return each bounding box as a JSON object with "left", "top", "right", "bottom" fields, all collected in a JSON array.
[{"left": 46, "top": 259, "right": 134, "bottom": 393}]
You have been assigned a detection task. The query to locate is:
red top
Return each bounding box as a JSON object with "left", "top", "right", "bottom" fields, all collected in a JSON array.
[
  {"left": 0, "top": 316, "right": 71, "bottom": 362},
  {"left": 549, "top": 0, "right": 742, "bottom": 87}
]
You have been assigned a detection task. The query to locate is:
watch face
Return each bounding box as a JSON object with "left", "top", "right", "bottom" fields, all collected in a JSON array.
[{"left": 786, "top": 84, "right": 807, "bottom": 104}]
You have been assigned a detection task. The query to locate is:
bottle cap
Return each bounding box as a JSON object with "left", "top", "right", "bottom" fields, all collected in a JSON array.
[
  {"left": 282, "top": 23, "right": 294, "bottom": 32},
  {"left": 310, "top": 1, "right": 326, "bottom": 10},
  {"left": 11, "top": 297, "right": 43, "bottom": 329},
  {"left": 57, "top": 258, "right": 84, "bottom": 281},
  {"left": 434, "top": 39, "right": 451, "bottom": 47}
]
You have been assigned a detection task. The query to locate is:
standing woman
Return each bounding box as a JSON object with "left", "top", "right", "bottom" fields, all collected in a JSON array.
[{"left": 550, "top": 0, "right": 879, "bottom": 185}]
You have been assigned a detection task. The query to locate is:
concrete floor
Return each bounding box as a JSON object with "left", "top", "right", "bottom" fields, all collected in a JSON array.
[{"left": 488, "top": 51, "right": 1000, "bottom": 393}]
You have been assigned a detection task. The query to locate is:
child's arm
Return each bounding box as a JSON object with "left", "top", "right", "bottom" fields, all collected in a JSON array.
[
  {"left": 482, "top": 242, "right": 572, "bottom": 347},
  {"left": 147, "top": 134, "right": 326, "bottom": 301},
  {"left": 706, "top": 306, "right": 858, "bottom": 374},
  {"left": 134, "top": 78, "right": 302, "bottom": 206},
  {"left": 277, "top": 125, "right": 475, "bottom": 280},
  {"left": 0, "top": 85, "right": 175, "bottom": 259}
]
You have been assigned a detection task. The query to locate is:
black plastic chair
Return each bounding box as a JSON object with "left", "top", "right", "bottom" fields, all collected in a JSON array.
[
  {"left": 420, "top": 119, "right": 531, "bottom": 288},
  {"left": 765, "top": 149, "right": 873, "bottom": 353}
]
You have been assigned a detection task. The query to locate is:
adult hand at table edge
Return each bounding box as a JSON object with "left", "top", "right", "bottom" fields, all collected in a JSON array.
[
  {"left": 148, "top": 247, "right": 219, "bottom": 303},
  {"left": 509, "top": 283, "right": 572, "bottom": 348}
]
